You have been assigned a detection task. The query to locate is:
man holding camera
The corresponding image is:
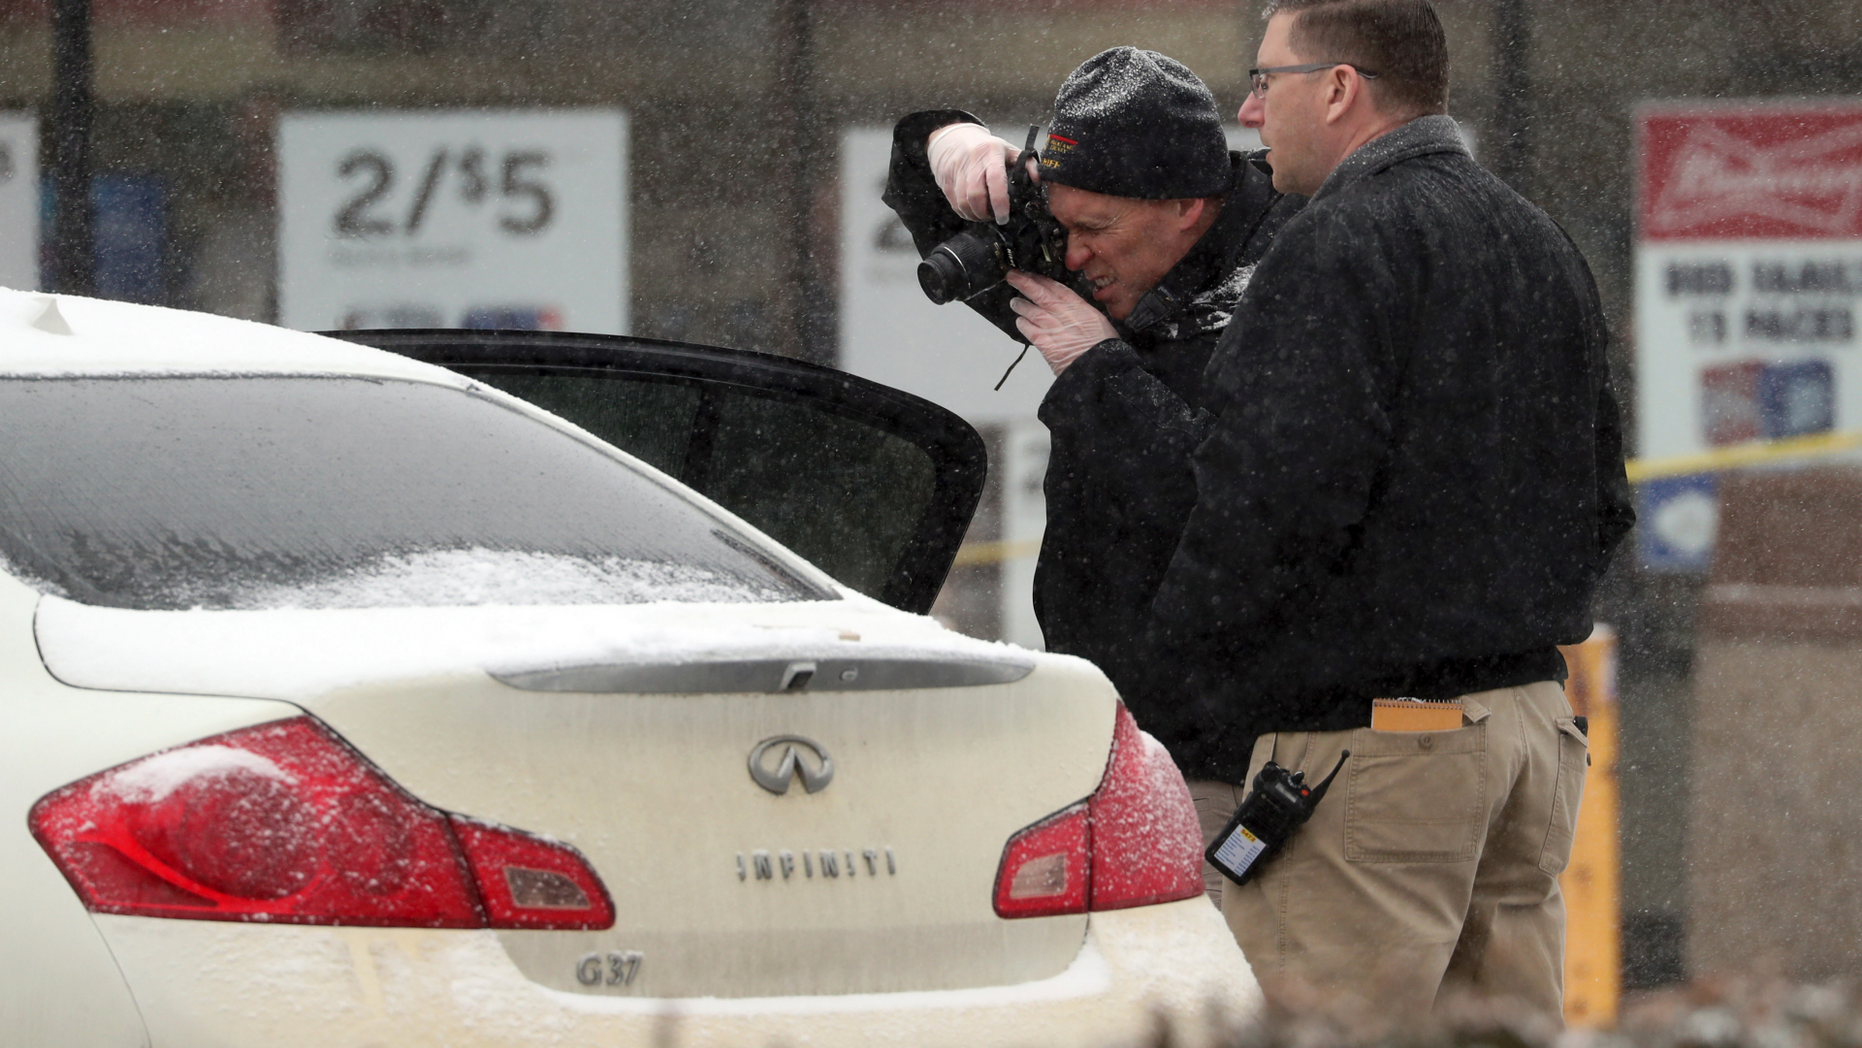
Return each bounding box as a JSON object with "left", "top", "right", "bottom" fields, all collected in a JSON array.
[
  {"left": 884, "top": 53, "right": 1300, "bottom": 863},
  {"left": 1010, "top": 0, "right": 1634, "bottom": 1020}
]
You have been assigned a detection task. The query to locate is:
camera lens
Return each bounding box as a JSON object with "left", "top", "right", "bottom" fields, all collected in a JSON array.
[
  {"left": 917, "top": 230, "right": 1007, "bottom": 305},
  {"left": 917, "top": 250, "right": 967, "bottom": 305}
]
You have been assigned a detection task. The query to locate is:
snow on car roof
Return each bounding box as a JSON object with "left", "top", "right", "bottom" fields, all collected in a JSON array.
[{"left": 0, "top": 287, "right": 462, "bottom": 384}]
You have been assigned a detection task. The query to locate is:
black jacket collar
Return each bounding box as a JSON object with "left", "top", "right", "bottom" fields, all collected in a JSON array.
[{"left": 1310, "top": 114, "right": 1469, "bottom": 204}]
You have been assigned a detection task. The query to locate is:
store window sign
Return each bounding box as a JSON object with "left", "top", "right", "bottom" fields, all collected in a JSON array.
[
  {"left": 91, "top": 175, "right": 167, "bottom": 304},
  {"left": 32, "top": 173, "right": 166, "bottom": 302},
  {"left": 1637, "top": 474, "right": 1719, "bottom": 574},
  {"left": 278, "top": 110, "right": 627, "bottom": 335},
  {"left": 0, "top": 115, "right": 37, "bottom": 291},
  {"left": 1635, "top": 102, "right": 1862, "bottom": 571}
]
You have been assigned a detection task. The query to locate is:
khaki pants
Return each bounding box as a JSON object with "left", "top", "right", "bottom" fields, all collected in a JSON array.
[
  {"left": 1190, "top": 778, "right": 1246, "bottom": 903},
  {"left": 1193, "top": 681, "right": 1586, "bottom": 1022}
]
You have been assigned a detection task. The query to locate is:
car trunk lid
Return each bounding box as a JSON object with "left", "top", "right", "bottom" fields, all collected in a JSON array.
[{"left": 36, "top": 597, "right": 1114, "bottom": 997}]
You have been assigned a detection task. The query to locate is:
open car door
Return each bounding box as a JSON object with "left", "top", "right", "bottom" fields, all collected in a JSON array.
[{"left": 323, "top": 330, "right": 986, "bottom": 614}]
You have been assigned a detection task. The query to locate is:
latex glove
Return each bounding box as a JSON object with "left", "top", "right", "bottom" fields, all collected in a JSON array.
[
  {"left": 1006, "top": 270, "right": 1119, "bottom": 376},
  {"left": 927, "top": 123, "right": 1022, "bottom": 224}
]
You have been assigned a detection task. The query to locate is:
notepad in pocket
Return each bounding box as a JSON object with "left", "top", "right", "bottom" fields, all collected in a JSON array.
[{"left": 1370, "top": 698, "right": 1463, "bottom": 732}]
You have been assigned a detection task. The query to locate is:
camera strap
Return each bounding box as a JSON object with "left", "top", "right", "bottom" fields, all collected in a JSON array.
[{"left": 994, "top": 345, "right": 1031, "bottom": 391}]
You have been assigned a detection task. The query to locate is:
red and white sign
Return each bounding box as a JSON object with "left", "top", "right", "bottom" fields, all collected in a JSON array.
[
  {"left": 1636, "top": 103, "right": 1862, "bottom": 489},
  {"left": 1642, "top": 104, "right": 1862, "bottom": 241}
]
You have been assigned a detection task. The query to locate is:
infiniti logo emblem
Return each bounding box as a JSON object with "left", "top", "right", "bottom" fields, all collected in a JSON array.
[{"left": 748, "top": 735, "right": 834, "bottom": 795}]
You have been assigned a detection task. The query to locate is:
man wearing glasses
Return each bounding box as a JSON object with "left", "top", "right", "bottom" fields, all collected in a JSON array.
[{"left": 1014, "top": 0, "right": 1632, "bottom": 1022}]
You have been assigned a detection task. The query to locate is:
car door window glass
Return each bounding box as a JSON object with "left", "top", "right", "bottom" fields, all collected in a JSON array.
[
  {"left": 703, "top": 393, "right": 934, "bottom": 598},
  {"left": 461, "top": 370, "right": 700, "bottom": 480},
  {"left": 452, "top": 367, "right": 938, "bottom": 602}
]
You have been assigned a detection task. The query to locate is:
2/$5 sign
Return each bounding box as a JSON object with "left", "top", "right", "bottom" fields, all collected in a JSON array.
[
  {"left": 332, "top": 143, "right": 554, "bottom": 244},
  {"left": 277, "top": 110, "right": 629, "bottom": 335}
]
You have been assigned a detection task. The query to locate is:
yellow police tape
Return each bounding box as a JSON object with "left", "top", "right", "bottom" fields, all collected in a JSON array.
[
  {"left": 1625, "top": 429, "right": 1862, "bottom": 482},
  {"left": 951, "top": 432, "right": 1862, "bottom": 565},
  {"left": 951, "top": 539, "right": 1042, "bottom": 567}
]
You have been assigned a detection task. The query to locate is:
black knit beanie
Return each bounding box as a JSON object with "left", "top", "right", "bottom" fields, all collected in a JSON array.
[{"left": 1039, "top": 47, "right": 1233, "bottom": 199}]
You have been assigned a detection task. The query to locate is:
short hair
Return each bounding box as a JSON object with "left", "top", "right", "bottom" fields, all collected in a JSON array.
[{"left": 1261, "top": 0, "right": 1449, "bottom": 116}]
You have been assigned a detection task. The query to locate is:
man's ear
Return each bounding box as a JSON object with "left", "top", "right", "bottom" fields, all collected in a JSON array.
[
  {"left": 1321, "top": 66, "right": 1362, "bottom": 126},
  {"left": 1173, "top": 197, "right": 1208, "bottom": 230}
]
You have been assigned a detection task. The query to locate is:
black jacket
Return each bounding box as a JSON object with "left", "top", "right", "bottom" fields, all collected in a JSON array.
[
  {"left": 882, "top": 109, "right": 1302, "bottom": 679},
  {"left": 1099, "top": 115, "right": 1635, "bottom": 782}
]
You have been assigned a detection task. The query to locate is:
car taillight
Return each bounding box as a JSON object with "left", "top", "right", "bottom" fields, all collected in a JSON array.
[
  {"left": 992, "top": 703, "right": 1203, "bottom": 918},
  {"left": 992, "top": 802, "right": 1090, "bottom": 918},
  {"left": 451, "top": 817, "right": 612, "bottom": 930},
  {"left": 30, "top": 717, "right": 613, "bottom": 930}
]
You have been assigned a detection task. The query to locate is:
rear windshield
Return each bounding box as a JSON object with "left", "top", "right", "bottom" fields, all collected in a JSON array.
[{"left": 0, "top": 375, "right": 836, "bottom": 610}]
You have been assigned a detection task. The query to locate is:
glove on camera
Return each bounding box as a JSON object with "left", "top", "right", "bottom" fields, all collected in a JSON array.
[{"left": 927, "top": 123, "right": 1022, "bottom": 225}]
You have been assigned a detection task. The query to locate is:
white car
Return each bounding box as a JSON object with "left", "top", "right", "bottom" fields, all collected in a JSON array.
[{"left": 0, "top": 287, "right": 1260, "bottom": 1047}]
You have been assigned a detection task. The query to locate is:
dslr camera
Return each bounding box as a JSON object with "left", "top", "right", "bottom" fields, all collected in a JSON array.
[{"left": 916, "top": 127, "right": 1071, "bottom": 305}]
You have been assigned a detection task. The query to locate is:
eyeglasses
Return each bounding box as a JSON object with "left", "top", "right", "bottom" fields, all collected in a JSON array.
[{"left": 1247, "top": 63, "right": 1379, "bottom": 98}]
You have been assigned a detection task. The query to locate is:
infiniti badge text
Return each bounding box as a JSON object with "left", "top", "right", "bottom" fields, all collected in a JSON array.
[{"left": 737, "top": 847, "right": 898, "bottom": 881}]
